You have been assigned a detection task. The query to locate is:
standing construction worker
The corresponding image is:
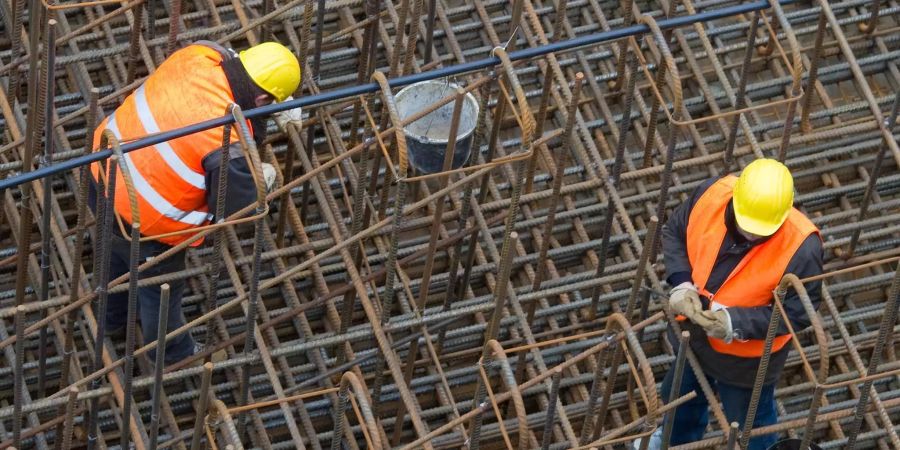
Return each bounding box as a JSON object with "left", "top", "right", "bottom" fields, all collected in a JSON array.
[
  {"left": 90, "top": 41, "right": 302, "bottom": 366},
  {"left": 637, "top": 159, "right": 823, "bottom": 449}
]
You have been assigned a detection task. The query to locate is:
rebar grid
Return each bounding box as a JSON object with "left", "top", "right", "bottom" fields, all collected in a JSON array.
[{"left": 0, "top": 0, "right": 899, "bottom": 448}]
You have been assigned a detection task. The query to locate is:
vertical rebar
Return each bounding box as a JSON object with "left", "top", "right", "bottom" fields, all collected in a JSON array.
[
  {"left": 298, "top": 0, "right": 327, "bottom": 226},
  {"left": 14, "top": 0, "right": 46, "bottom": 312},
  {"left": 435, "top": 79, "right": 491, "bottom": 354},
  {"left": 86, "top": 157, "right": 118, "bottom": 450},
  {"left": 799, "top": 11, "right": 827, "bottom": 133},
  {"left": 539, "top": 372, "right": 562, "bottom": 450},
  {"left": 56, "top": 88, "right": 99, "bottom": 427},
  {"left": 36, "top": 18, "right": 58, "bottom": 400},
  {"left": 60, "top": 388, "right": 79, "bottom": 450},
  {"left": 389, "top": 88, "right": 465, "bottom": 433},
  {"left": 329, "top": 381, "right": 350, "bottom": 450},
  {"left": 740, "top": 292, "right": 783, "bottom": 450},
  {"left": 846, "top": 262, "right": 900, "bottom": 448},
  {"left": 847, "top": 91, "right": 900, "bottom": 258},
  {"left": 6, "top": 0, "right": 26, "bottom": 104},
  {"left": 262, "top": 0, "right": 274, "bottom": 41},
  {"left": 640, "top": 0, "right": 676, "bottom": 168},
  {"left": 726, "top": 422, "right": 740, "bottom": 450},
  {"left": 348, "top": 0, "right": 381, "bottom": 148},
  {"left": 204, "top": 125, "right": 231, "bottom": 356},
  {"left": 457, "top": 72, "right": 501, "bottom": 315},
  {"left": 534, "top": 0, "right": 569, "bottom": 137},
  {"left": 334, "top": 91, "right": 379, "bottom": 369},
  {"left": 469, "top": 231, "right": 519, "bottom": 450},
  {"left": 146, "top": 0, "right": 156, "bottom": 40},
  {"left": 369, "top": 165, "right": 408, "bottom": 418},
  {"left": 237, "top": 207, "right": 266, "bottom": 439},
  {"left": 516, "top": 72, "right": 582, "bottom": 383},
  {"left": 609, "top": 50, "right": 638, "bottom": 187},
  {"left": 148, "top": 284, "right": 171, "bottom": 449},
  {"left": 120, "top": 221, "right": 141, "bottom": 450},
  {"left": 127, "top": 3, "right": 144, "bottom": 85},
  {"left": 423, "top": 0, "right": 438, "bottom": 64},
  {"left": 660, "top": 331, "right": 690, "bottom": 450},
  {"left": 591, "top": 218, "right": 660, "bottom": 440},
  {"left": 723, "top": 12, "right": 760, "bottom": 172},
  {"left": 580, "top": 341, "right": 612, "bottom": 444},
  {"left": 13, "top": 305, "right": 27, "bottom": 445},
  {"left": 611, "top": 0, "right": 636, "bottom": 89},
  {"left": 166, "top": 0, "right": 182, "bottom": 54},
  {"left": 190, "top": 363, "right": 215, "bottom": 450}
]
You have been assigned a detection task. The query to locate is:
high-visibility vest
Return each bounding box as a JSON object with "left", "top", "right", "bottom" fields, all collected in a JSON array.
[
  {"left": 91, "top": 43, "right": 250, "bottom": 246},
  {"left": 685, "top": 176, "right": 820, "bottom": 358}
]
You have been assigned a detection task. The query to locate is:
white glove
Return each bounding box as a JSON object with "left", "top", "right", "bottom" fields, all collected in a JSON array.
[
  {"left": 274, "top": 96, "right": 303, "bottom": 131},
  {"left": 668, "top": 282, "right": 702, "bottom": 318},
  {"left": 261, "top": 163, "right": 277, "bottom": 192}
]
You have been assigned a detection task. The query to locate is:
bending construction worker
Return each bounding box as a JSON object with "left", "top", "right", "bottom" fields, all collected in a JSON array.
[
  {"left": 637, "top": 159, "right": 823, "bottom": 450},
  {"left": 90, "top": 41, "right": 302, "bottom": 366}
]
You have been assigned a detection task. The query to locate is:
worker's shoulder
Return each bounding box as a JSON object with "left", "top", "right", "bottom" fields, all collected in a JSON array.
[
  {"left": 191, "top": 40, "right": 237, "bottom": 59},
  {"left": 685, "top": 176, "right": 725, "bottom": 207}
]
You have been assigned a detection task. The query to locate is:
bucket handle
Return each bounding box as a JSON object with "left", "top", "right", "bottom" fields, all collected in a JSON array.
[{"left": 369, "top": 68, "right": 542, "bottom": 183}]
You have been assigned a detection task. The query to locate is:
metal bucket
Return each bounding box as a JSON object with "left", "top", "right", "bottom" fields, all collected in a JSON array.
[
  {"left": 395, "top": 81, "right": 480, "bottom": 174},
  {"left": 766, "top": 439, "right": 823, "bottom": 450}
]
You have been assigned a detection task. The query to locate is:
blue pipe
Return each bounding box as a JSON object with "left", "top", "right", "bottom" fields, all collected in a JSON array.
[{"left": 0, "top": 0, "right": 778, "bottom": 191}]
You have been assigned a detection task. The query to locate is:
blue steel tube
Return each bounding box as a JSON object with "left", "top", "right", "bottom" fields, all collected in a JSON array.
[{"left": 0, "top": 0, "right": 785, "bottom": 192}]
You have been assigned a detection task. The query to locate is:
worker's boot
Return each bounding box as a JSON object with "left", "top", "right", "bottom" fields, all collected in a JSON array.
[{"left": 632, "top": 427, "right": 662, "bottom": 450}]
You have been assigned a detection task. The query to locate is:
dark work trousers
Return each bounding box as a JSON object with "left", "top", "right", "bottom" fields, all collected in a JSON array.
[
  {"left": 104, "top": 232, "right": 196, "bottom": 364},
  {"left": 661, "top": 357, "right": 778, "bottom": 450}
]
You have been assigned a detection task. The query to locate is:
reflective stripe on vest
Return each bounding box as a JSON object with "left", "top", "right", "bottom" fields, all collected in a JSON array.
[
  {"left": 106, "top": 114, "right": 213, "bottom": 226},
  {"left": 91, "top": 43, "right": 243, "bottom": 246},
  {"left": 133, "top": 86, "right": 206, "bottom": 189},
  {"left": 685, "top": 176, "right": 820, "bottom": 358}
]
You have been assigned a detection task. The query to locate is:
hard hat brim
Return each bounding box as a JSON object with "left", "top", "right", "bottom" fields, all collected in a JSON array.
[{"left": 733, "top": 206, "right": 786, "bottom": 237}]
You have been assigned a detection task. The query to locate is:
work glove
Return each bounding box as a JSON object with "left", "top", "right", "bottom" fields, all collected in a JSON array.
[
  {"left": 668, "top": 282, "right": 703, "bottom": 319},
  {"left": 273, "top": 96, "right": 303, "bottom": 131},
  {"left": 693, "top": 308, "right": 734, "bottom": 343},
  {"left": 261, "top": 162, "right": 277, "bottom": 193}
]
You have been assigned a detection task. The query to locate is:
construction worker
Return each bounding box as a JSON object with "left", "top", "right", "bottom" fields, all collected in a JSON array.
[
  {"left": 89, "top": 41, "right": 302, "bottom": 367},
  {"left": 636, "top": 159, "right": 823, "bottom": 450}
]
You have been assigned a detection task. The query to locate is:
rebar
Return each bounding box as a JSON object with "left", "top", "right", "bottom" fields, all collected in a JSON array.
[{"left": 1, "top": 1, "right": 899, "bottom": 448}]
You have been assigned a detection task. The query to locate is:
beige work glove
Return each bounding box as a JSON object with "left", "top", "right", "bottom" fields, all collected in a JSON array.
[
  {"left": 693, "top": 308, "right": 734, "bottom": 343},
  {"left": 261, "top": 162, "right": 277, "bottom": 193},
  {"left": 668, "top": 282, "right": 703, "bottom": 319},
  {"left": 274, "top": 96, "right": 303, "bottom": 131}
]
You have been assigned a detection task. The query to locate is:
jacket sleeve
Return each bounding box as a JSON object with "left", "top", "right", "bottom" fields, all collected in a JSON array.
[
  {"left": 202, "top": 143, "right": 259, "bottom": 221},
  {"left": 726, "top": 234, "right": 824, "bottom": 341},
  {"left": 663, "top": 178, "right": 719, "bottom": 287}
]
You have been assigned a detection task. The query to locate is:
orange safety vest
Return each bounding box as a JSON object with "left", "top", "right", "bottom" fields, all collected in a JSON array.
[
  {"left": 91, "top": 43, "right": 252, "bottom": 246},
  {"left": 685, "top": 176, "right": 820, "bottom": 358}
]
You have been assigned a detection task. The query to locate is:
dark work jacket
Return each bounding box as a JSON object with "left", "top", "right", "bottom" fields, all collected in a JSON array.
[{"left": 662, "top": 177, "right": 824, "bottom": 388}]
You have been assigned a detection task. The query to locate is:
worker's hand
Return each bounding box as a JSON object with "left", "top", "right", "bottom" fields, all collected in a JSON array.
[
  {"left": 274, "top": 96, "right": 303, "bottom": 131},
  {"left": 694, "top": 309, "right": 733, "bottom": 343},
  {"left": 668, "top": 282, "right": 702, "bottom": 318},
  {"left": 261, "top": 162, "right": 277, "bottom": 193}
]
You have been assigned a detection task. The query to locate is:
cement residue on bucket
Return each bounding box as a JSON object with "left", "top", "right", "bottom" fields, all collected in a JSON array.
[{"left": 395, "top": 81, "right": 480, "bottom": 174}]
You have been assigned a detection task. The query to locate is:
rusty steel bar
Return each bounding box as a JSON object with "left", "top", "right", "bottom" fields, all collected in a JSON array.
[{"left": 0, "top": 1, "right": 899, "bottom": 449}]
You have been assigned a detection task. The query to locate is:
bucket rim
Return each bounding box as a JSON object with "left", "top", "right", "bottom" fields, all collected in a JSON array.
[{"left": 395, "top": 80, "right": 480, "bottom": 145}]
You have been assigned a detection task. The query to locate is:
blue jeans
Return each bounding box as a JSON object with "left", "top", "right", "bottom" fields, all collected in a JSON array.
[
  {"left": 104, "top": 233, "right": 196, "bottom": 365},
  {"left": 661, "top": 358, "right": 779, "bottom": 450}
]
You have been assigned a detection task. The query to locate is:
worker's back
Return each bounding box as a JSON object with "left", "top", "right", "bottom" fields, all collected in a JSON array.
[{"left": 90, "top": 43, "right": 240, "bottom": 246}]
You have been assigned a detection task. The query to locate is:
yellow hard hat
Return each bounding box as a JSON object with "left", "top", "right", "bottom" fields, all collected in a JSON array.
[
  {"left": 732, "top": 158, "right": 794, "bottom": 236},
  {"left": 239, "top": 42, "right": 301, "bottom": 103}
]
